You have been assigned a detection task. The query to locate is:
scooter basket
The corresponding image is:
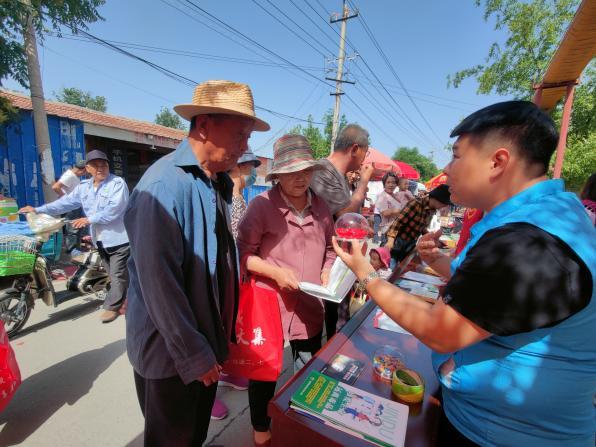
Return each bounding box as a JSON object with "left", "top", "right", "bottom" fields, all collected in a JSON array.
[{"left": 0, "top": 236, "right": 38, "bottom": 277}]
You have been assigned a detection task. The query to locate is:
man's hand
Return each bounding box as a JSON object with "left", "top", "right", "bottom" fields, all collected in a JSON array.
[
  {"left": 19, "top": 206, "right": 35, "bottom": 214},
  {"left": 359, "top": 164, "right": 374, "bottom": 183},
  {"left": 274, "top": 267, "right": 300, "bottom": 291},
  {"left": 417, "top": 229, "right": 444, "bottom": 265},
  {"left": 198, "top": 363, "right": 222, "bottom": 386},
  {"left": 72, "top": 217, "right": 90, "bottom": 229}
]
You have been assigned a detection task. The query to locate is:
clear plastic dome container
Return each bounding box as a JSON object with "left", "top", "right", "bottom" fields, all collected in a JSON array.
[{"left": 335, "top": 212, "right": 369, "bottom": 241}]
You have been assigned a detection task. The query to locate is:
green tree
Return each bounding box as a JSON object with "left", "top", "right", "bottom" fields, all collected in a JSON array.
[
  {"left": 392, "top": 146, "right": 439, "bottom": 182},
  {"left": 155, "top": 106, "right": 187, "bottom": 130},
  {"left": 54, "top": 87, "right": 107, "bottom": 112},
  {"left": 0, "top": 1, "right": 104, "bottom": 123},
  {"left": 448, "top": 0, "right": 594, "bottom": 191},
  {"left": 448, "top": 0, "right": 579, "bottom": 98},
  {"left": 289, "top": 109, "right": 347, "bottom": 159}
]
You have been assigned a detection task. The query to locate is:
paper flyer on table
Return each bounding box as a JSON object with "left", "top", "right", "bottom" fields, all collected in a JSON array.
[
  {"left": 299, "top": 257, "right": 356, "bottom": 303},
  {"left": 401, "top": 271, "right": 445, "bottom": 286},
  {"left": 290, "top": 370, "right": 409, "bottom": 447}
]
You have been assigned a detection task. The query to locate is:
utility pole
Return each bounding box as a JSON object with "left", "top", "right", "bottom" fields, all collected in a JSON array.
[
  {"left": 22, "top": 0, "right": 56, "bottom": 203},
  {"left": 328, "top": 1, "right": 357, "bottom": 150}
]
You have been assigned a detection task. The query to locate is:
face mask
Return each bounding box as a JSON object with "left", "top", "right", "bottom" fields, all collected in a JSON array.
[{"left": 244, "top": 166, "right": 257, "bottom": 188}]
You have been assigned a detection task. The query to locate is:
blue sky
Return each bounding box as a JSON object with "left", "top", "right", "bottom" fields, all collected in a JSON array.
[{"left": 5, "top": 0, "right": 511, "bottom": 168}]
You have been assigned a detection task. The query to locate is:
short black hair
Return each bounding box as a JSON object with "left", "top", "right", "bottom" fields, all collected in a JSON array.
[
  {"left": 450, "top": 101, "right": 559, "bottom": 174},
  {"left": 334, "top": 124, "right": 369, "bottom": 152},
  {"left": 381, "top": 172, "right": 398, "bottom": 186}
]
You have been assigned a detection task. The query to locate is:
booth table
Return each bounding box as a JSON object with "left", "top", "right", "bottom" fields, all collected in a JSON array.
[{"left": 269, "top": 299, "right": 442, "bottom": 446}]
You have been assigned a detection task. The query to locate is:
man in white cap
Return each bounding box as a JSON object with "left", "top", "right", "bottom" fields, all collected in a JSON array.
[
  {"left": 20, "top": 150, "right": 130, "bottom": 323},
  {"left": 124, "top": 80, "right": 269, "bottom": 446}
]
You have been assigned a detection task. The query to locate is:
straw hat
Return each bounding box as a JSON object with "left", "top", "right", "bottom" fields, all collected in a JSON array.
[
  {"left": 174, "top": 80, "right": 270, "bottom": 131},
  {"left": 265, "top": 134, "right": 324, "bottom": 182}
]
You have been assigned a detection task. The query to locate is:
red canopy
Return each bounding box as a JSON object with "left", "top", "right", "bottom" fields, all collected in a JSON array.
[
  {"left": 363, "top": 147, "right": 401, "bottom": 181},
  {"left": 393, "top": 160, "right": 420, "bottom": 180}
]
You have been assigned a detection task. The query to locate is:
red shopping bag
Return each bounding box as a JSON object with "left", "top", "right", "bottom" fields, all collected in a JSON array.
[
  {"left": 0, "top": 321, "right": 21, "bottom": 412},
  {"left": 223, "top": 278, "right": 284, "bottom": 381}
]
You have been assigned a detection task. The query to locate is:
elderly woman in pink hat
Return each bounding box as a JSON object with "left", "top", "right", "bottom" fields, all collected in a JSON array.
[{"left": 237, "top": 134, "right": 336, "bottom": 446}]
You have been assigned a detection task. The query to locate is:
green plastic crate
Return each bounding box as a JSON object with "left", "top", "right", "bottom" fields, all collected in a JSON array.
[{"left": 0, "top": 251, "right": 36, "bottom": 276}]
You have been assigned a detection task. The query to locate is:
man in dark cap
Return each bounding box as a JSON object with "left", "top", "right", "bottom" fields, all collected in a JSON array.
[
  {"left": 20, "top": 150, "right": 130, "bottom": 323},
  {"left": 384, "top": 183, "right": 451, "bottom": 262},
  {"left": 334, "top": 101, "right": 595, "bottom": 446}
]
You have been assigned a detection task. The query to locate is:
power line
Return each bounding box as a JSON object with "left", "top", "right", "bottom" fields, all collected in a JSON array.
[
  {"left": 53, "top": 27, "right": 324, "bottom": 124},
  {"left": 303, "top": 0, "right": 437, "bottom": 148},
  {"left": 177, "top": 0, "right": 334, "bottom": 88},
  {"left": 255, "top": 0, "right": 336, "bottom": 56},
  {"left": 347, "top": 0, "right": 445, "bottom": 147},
  {"left": 286, "top": 0, "right": 339, "bottom": 51},
  {"left": 44, "top": 31, "right": 326, "bottom": 72},
  {"left": 159, "top": 0, "right": 316, "bottom": 86},
  {"left": 249, "top": 0, "right": 329, "bottom": 58}
]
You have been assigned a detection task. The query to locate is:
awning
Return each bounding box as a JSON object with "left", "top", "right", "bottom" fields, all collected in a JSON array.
[{"left": 534, "top": 0, "right": 596, "bottom": 111}]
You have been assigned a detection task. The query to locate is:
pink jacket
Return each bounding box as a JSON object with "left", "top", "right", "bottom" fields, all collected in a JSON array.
[{"left": 237, "top": 185, "right": 336, "bottom": 340}]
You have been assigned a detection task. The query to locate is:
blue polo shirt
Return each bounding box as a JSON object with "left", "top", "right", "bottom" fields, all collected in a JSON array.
[{"left": 433, "top": 179, "right": 596, "bottom": 446}]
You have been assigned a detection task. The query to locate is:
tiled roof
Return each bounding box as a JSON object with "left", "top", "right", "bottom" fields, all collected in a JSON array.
[{"left": 1, "top": 89, "right": 187, "bottom": 141}]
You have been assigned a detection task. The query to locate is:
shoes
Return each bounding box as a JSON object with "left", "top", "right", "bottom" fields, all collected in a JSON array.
[
  {"left": 253, "top": 430, "right": 272, "bottom": 447},
  {"left": 210, "top": 398, "right": 229, "bottom": 420},
  {"left": 218, "top": 373, "right": 249, "bottom": 390},
  {"left": 100, "top": 310, "right": 119, "bottom": 324}
]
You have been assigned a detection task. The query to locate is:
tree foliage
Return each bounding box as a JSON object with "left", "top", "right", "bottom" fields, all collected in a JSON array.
[
  {"left": 0, "top": 1, "right": 105, "bottom": 122},
  {"left": 392, "top": 146, "right": 439, "bottom": 182},
  {"left": 155, "top": 106, "right": 186, "bottom": 130},
  {"left": 54, "top": 86, "right": 107, "bottom": 111},
  {"left": 448, "top": 0, "right": 579, "bottom": 98},
  {"left": 448, "top": 0, "right": 594, "bottom": 191},
  {"left": 288, "top": 109, "right": 347, "bottom": 159}
]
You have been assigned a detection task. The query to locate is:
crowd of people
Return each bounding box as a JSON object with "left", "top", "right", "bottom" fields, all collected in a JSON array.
[{"left": 14, "top": 79, "right": 596, "bottom": 447}]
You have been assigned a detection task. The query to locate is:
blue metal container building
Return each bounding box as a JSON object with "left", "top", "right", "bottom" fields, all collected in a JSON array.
[{"left": 0, "top": 110, "right": 85, "bottom": 207}]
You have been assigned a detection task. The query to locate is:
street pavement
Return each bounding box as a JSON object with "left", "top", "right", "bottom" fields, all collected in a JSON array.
[{"left": 0, "top": 280, "right": 296, "bottom": 446}]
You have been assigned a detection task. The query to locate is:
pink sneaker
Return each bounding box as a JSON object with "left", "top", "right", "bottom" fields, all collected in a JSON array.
[
  {"left": 210, "top": 398, "right": 228, "bottom": 420},
  {"left": 218, "top": 373, "right": 249, "bottom": 390}
]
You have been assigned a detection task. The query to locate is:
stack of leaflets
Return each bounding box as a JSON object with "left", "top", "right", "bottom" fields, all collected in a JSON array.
[
  {"left": 290, "top": 370, "right": 409, "bottom": 447},
  {"left": 299, "top": 257, "right": 356, "bottom": 303},
  {"left": 373, "top": 309, "right": 411, "bottom": 335},
  {"left": 396, "top": 271, "right": 445, "bottom": 303}
]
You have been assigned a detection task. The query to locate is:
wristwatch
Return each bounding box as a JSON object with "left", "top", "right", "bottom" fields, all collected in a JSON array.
[{"left": 356, "top": 271, "right": 381, "bottom": 294}]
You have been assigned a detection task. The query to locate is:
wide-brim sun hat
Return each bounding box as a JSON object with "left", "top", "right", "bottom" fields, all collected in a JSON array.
[
  {"left": 174, "top": 80, "right": 270, "bottom": 132},
  {"left": 265, "top": 134, "right": 324, "bottom": 182}
]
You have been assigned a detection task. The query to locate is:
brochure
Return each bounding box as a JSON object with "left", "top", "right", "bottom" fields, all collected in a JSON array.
[
  {"left": 299, "top": 258, "right": 356, "bottom": 303},
  {"left": 373, "top": 309, "right": 411, "bottom": 336},
  {"left": 401, "top": 271, "right": 445, "bottom": 286},
  {"left": 320, "top": 354, "right": 365, "bottom": 385},
  {"left": 290, "top": 370, "right": 409, "bottom": 447},
  {"left": 396, "top": 279, "right": 440, "bottom": 302}
]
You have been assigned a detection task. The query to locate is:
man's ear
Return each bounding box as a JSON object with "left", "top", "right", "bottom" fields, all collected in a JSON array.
[
  {"left": 190, "top": 115, "right": 209, "bottom": 141},
  {"left": 348, "top": 144, "right": 359, "bottom": 158},
  {"left": 490, "top": 147, "right": 510, "bottom": 179}
]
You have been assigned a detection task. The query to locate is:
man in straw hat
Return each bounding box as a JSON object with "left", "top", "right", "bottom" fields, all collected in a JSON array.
[{"left": 124, "top": 80, "right": 269, "bottom": 446}]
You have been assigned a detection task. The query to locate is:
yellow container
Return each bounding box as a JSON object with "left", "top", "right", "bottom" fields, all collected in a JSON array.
[{"left": 392, "top": 368, "right": 425, "bottom": 404}]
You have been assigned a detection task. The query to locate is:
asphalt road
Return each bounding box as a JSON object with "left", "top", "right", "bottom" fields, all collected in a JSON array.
[{"left": 0, "top": 281, "right": 296, "bottom": 446}]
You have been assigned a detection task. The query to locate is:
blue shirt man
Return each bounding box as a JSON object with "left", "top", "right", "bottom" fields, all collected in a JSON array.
[
  {"left": 123, "top": 79, "right": 268, "bottom": 447},
  {"left": 21, "top": 150, "right": 130, "bottom": 323}
]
